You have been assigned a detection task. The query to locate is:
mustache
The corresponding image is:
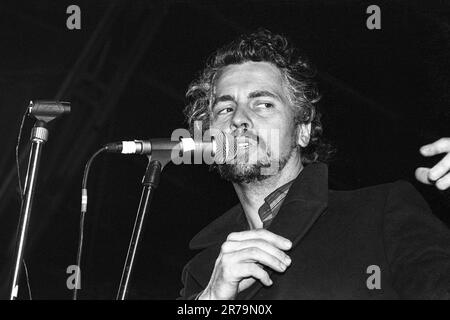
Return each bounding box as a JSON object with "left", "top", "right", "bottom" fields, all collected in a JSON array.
[
  {"left": 230, "top": 132, "right": 266, "bottom": 148},
  {"left": 231, "top": 131, "right": 259, "bottom": 141}
]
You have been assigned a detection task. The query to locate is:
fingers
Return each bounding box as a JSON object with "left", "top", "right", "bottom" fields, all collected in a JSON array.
[
  {"left": 420, "top": 138, "right": 450, "bottom": 157},
  {"left": 225, "top": 263, "right": 273, "bottom": 287},
  {"left": 415, "top": 167, "right": 432, "bottom": 185},
  {"left": 427, "top": 153, "right": 450, "bottom": 182},
  {"left": 223, "top": 230, "right": 292, "bottom": 271},
  {"left": 226, "top": 229, "right": 292, "bottom": 250},
  {"left": 416, "top": 153, "right": 450, "bottom": 189},
  {"left": 221, "top": 239, "right": 291, "bottom": 264},
  {"left": 220, "top": 246, "right": 288, "bottom": 289},
  {"left": 243, "top": 264, "right": 272, "bottom": 286},
  {"left": 235, "top": 247, "right": 290, "bottom": 272},
  {"left": 435, "top": 173, "right": 450, "bottom": 191}
]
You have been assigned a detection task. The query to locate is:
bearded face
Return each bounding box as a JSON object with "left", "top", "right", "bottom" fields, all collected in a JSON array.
[{"left": 209, "top": 61, "right": 309, "bottom": 184}]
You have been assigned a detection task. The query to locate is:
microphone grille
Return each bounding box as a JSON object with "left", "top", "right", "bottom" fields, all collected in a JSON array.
[{"left": 214, "top": 131, "right": 237, "bottom": 163}]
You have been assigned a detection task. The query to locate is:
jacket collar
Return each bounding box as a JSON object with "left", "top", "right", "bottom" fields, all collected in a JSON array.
[{"left": 187, "top": 162, "right": 329, "bottom": 298}]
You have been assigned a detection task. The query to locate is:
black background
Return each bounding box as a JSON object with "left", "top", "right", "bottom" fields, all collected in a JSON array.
[{"left": 0, "top": 0, "right": 449, "bottom": 299}]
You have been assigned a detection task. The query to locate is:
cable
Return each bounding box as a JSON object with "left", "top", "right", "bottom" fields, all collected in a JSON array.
[
  {"left": 15, "top": 105, "right": 33, "bottom": 300},
  {"left": 73, "top": 147, "right": 106, "bottom": 300},
  {"left": 22, "top": 260, "right": 32, "bottom": 300},
  {"left": 16, "top": 106, "right": 29, "bottom": 200}
]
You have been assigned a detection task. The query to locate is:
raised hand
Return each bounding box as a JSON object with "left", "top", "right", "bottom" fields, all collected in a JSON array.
[{"left": 416, "top": 138, "right": 450, "bottom": 190}]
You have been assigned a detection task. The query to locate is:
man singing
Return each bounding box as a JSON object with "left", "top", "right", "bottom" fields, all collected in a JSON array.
[{"left": 179, "top": 29, "right": 450, "bottom": 299}]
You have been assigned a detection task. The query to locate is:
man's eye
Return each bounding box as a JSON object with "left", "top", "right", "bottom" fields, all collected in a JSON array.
[
  {"left": 217, "top": 107, "right": 233, "bottom": 115},
  {"left": 256, "top": 103, "right": 274, "bottom": 109}
]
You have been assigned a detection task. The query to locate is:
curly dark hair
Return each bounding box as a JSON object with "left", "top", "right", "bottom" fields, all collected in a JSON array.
[{"left": 184, "top": 29, "right": 334, "bottom": 164}]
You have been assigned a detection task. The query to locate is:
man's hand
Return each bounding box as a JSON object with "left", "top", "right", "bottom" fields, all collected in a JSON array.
[
  {"left": 416, "top": 138, "right": 450, "bottom": 190},
  {"left": 198, "top": 229, "right": 292, "bottom": 300}
]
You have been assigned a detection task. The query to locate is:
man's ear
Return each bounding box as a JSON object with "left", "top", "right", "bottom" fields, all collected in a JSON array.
[{"left": 296, "top": 122, "right": 311, "bottom": 147}]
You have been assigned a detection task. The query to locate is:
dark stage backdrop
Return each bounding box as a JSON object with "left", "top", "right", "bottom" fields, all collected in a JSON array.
[{"left": 0, "top": 0, "right": 448, "bottom": 299}]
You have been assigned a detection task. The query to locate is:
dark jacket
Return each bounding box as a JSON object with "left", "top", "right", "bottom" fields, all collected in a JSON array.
[{"left": 179, "top": 163, "right": 450, "bottom": 299}]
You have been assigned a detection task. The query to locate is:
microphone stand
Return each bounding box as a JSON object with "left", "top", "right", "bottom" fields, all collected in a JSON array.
[
  {"left": 10, "top": 101, "right": 70, "bottom": 300},
  {"left": 116, "top": 151, "right": 172, "bottom": 300}
]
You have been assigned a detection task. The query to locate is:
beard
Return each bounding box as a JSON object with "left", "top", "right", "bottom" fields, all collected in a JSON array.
[{"left": 211, "top": 139, "right": 298, "bottom": 184}]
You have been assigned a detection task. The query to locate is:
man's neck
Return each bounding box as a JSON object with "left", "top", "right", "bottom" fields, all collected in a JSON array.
[{"left": 232, "top": 153, "right": 303, "bottom": 229}]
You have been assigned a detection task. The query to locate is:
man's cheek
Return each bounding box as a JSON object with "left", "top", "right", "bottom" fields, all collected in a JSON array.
[
  {"left": 209, "top": 120, "right": 227, "bottom": 132},
  {"left": 261, "top": 128, "right": 282, "bottom": 175}
]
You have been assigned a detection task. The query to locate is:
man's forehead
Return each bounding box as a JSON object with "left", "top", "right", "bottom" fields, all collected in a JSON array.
[{"left": 215, "top": 61, "right": 285, "bottom": 96}]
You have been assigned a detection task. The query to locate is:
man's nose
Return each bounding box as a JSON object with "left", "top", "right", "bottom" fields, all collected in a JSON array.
[{"left": 231, "top": 105, "right": 252, "bottom": 131}]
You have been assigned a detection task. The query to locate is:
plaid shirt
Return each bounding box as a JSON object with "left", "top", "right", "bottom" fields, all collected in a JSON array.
[{"left": 258, "top": 179, "right": 295, "bottom": 228}]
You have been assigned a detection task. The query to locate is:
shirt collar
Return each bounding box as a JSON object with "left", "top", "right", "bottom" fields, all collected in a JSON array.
[{"left": 258, "top": 178, "right": 296, "bottom": 228}]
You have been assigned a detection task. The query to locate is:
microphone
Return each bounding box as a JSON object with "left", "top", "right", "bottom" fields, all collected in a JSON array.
[
  {"left": 28, "top": 100, "right": 71, "bottom": 117},
  {"left": 28, "top": 100, "right": 71, "bottom": 123},
  {"left": 104, "top": 132, "right": 237, "bottom": 163}
]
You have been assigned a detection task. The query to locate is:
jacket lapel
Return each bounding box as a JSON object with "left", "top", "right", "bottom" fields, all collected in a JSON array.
[
  {"left": 237, "top": 163, "right": 329, "bottom": 299},
  {"left": 187, "top": 203, "right": 248, "bottom": 289}
]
